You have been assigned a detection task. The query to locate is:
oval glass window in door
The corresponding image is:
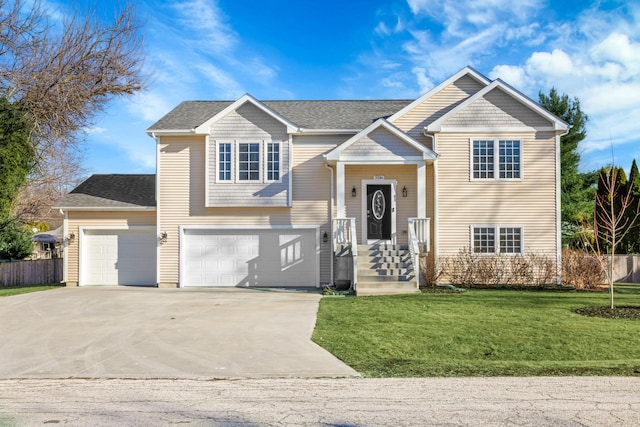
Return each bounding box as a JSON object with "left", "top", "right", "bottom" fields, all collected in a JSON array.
[{"left": 372, "top": 189, "right": 386, "bottom": 220}]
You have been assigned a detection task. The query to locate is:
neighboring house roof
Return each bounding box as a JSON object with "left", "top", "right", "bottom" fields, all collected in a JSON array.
[
  {"left": 55, "top": 174, "right": 156, "bottom": 210},
  {"left": 147, "top": 99, "right": 413, "bottom": 133}
]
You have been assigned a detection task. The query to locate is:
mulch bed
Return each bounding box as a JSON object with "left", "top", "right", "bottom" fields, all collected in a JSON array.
[{"left": 573, "top": 306, "right": 640, "bottom": 320}]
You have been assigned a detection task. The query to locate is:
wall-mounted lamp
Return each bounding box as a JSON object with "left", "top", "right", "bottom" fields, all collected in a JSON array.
[
  {"left": 159, "top": 232, "right": 168, "bottom": 244},
  {"left": 322, "top": 231, "right": 328, "bottom": 243},
  {"left": 402, "top": 185, "right": 408, "bottom": 197},
  {"left": 66, "top": 233, "right": 75, "bottom": 242},
  {"left": 352, "top": 186, "right": 357, "bottom": 197}
]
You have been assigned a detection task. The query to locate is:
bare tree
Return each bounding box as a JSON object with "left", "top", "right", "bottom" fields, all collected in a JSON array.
[
  {"left": 593, "top": 165, "right": 640, "bottom": 309},
  {"left": 0, "top": 0, "right": 145, "bottom": 225}
]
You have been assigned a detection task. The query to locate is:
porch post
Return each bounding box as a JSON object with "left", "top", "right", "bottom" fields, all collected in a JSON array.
[
  {"left": 336, "top": 162, "right": 346, "bottom": 217},
  {"left": 417, "top": 162, "right": 426, "bottom": 217}
]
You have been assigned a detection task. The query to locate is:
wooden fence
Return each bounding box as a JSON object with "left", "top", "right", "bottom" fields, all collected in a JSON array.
[
  {"left": 0, "top": 259, "right": 63, "bottom": 287},
  {"left": 611, "top": 255, "right": 640, "bottom": 283}
]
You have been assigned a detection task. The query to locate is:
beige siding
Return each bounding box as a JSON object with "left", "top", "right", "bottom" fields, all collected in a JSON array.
[
  {"left": 344, "top": 165, "right": 422, "bottom": 246},
  {"left": 208, "top": 103, "right": 290, "bottom": 206},
  {"left": 157, "top": 134, "right": 340, "bottom": 286},
  {"left": 343, "top": 128, "right": 422, "bottom": 158},
  {"left": 443, "top": 88, "right": 553, "bottom": 129},
  {"left": 65, "top": 211, "right": 156, "bottom": 285},
  {"left": 209, "top": 102, "right": 288, "bottom": 140},
  {"left": 436, "top": 131, "right": 557, "bottom": 256},
  {"left": 392, "top": 75, "right": 484, "bottom": 141}
]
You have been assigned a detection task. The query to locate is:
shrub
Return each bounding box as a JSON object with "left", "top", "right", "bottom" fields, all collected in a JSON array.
[
  {"left": 0, "top": 221, "right": 34, "bottom": 260},
  {"left": 561, "top": 248, "right": 605, "bottom": 290},
  {"left": 423, "top": 247, "right": 558, "bottom": 288}
]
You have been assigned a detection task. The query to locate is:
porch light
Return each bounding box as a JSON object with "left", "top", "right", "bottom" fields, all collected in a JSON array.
[
  {"left": 352, "top": 186, "right": 357, "bottom": 197},
  {"left": 160, "top": 232, "right": 168, "bottom": 244},
  {"left": 402, "top": 185, "right": 408, "bottom": 197},
  {"left": 322, "top": 231, "right": 328, "bottom": 243},
  {"left": 66, "top": 233, "right": 75, "bottom": 242}
]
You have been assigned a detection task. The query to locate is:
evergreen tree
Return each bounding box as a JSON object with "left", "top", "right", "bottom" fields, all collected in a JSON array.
[
  {"left": 539, "top": 88, "right": 592, "bottom": 246},
  {"left": 0, "top": 97, "right": 35, "bottom": 259},
  {"left": 622, "top": 159, "right": 640, "bottom": 253}
]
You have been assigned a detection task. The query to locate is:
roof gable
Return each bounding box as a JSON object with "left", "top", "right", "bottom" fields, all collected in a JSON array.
[
  {"left": 194, "top": 94, "right": 299, "bottom": 134},
  {"left": 387, "top": 66, "right": 491, "bottom": 124},
  {"left": 426, "top": 80, "right": 570, "bottom": 133},
  {"left": 326, "top": 119, "right": 437, "bottom": 162}
]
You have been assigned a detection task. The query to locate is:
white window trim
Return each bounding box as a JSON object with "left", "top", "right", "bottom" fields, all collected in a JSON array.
[
  {"left": 469, "top": 138, "right": 523, "bottom": 182},
  {"left": 470, "top": 224, "right": 524, "bottom": 255},
  {"left": 215, "top": 140, "right": 233, "bottom": 183},
  {"left": 236, "top": 141, "right": 262, "bottom": 183},
  {"left": 264, "top": 141, "right": 282, "bottom": 183}
]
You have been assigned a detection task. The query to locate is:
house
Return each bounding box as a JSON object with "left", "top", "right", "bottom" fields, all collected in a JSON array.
[
  {"left": 30, "top": 226, "right": 63, "bottom": 259},
  {"left": 55, "top": 67, "right": 569, "bottom": 295}
]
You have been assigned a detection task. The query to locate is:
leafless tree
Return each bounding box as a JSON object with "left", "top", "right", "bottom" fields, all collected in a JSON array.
[
  {"left": 0, "top": 0, "right": 145, "bottom": 224},
  {"left": 593, "top": 166, "right": 640, "bottom": 309}
]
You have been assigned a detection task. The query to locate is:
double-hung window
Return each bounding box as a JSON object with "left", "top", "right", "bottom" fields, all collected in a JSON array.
[
  {"left": 472, "top": 139, "right": 521, "bottom": 180},
  {"left": 472, "top": 226, "right": 523, "bottom": 255},
  {"left": 238, "top": 142, "right": 261, "bottom": 181},
  {"left": 217, "top": 142, "right": 232, "bottom": 182},
  {"left": 266, "top": 142, "right": 281, "bottom": 181}
]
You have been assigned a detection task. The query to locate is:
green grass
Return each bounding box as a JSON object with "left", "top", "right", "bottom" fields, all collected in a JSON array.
[
  {"left": 0, "top": 284, "right": 64, "bottom": 297},
  {"left": 312, "top": 286, "right": 640, "bottom": 377}
]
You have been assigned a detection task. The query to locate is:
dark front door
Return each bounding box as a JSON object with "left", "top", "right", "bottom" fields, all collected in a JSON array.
[{"left": 367, "top": 184, "right": 392, "bottom": 240}]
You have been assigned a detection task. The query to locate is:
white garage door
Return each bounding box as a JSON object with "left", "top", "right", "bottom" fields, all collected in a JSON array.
[
  {"left": 82, "top": 229, "right": 156, "bottom": 286},
  {"left": 182, "top": 228, "right": 318, "bottom": 287}
]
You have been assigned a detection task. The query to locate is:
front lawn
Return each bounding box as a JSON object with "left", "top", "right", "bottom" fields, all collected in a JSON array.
[
  {"left": 0, "top": 284, "right": 64, "bottom": 297},
  {"left": 312, "top": 286, "right": 640, "bottom": 377}
]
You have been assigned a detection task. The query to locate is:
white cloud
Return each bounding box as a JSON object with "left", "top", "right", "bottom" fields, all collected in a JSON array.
[
  {"left": 489, "top": 65, "right": 526, "bottom": 88},
  {"left": 412, "top": 67, "right": 433, "bottom": 93},
  {"left": 525, "top": 49, "right": 574, "bottom": 78}
]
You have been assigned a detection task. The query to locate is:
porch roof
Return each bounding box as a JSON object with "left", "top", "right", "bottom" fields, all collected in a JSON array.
[{"left": 325, "top": 119, "right": 438, "bottom": 163}]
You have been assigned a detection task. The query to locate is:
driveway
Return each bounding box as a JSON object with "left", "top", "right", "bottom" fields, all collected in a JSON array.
[{"left": 0, "top": 286, "right": 358, "bottom": 379}]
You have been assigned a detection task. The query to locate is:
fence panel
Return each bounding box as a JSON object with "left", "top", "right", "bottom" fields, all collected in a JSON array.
[
  {"left": 0, "top": 259, "right": 63, "bottom": 287},
  {"left": 611, "top": 255, "right": 640, "bottom": 283}
]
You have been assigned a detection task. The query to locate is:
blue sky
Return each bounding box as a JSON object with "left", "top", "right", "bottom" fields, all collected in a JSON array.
[{"left": 48, "top": 0, "right": 640, "bottom": 176}]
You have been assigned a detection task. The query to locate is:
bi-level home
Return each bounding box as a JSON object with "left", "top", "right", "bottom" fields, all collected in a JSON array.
[{"left": 55, "top": 67, "right": 568, "bottom": 295}]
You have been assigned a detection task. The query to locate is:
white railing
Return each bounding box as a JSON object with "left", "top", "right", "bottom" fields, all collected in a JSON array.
[
  {"left": 332, "top": 217, "right": 358, "bottom": 290},
  {"left": 408, "top": 218, "right": 431, "bottom": 285}
]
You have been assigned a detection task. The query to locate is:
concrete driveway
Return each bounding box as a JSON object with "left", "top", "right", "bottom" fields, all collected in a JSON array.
[{"left": 0, "top": 286, "right": 358, "bottom": 379}]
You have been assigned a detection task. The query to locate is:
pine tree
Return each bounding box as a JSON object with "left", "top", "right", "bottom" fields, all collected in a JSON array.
[{"left": 539, "top": 88, "right": 592, "bottom": 247}]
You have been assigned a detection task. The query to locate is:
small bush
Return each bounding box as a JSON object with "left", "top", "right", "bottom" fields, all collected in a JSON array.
[
  {"left": 561, "top": 248, "right": 605, "bottom": 290},
  {"left": 423, "top": 247, "right": 558, "bottom": 288}
]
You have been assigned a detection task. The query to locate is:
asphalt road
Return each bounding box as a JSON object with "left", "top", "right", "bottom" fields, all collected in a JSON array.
[{"left": 1, "top": 377, "right": 639, "bottom": 426}]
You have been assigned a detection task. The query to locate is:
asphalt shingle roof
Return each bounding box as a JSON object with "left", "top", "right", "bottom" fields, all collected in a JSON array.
[
  {"left": 147, "top": 99, "right": 413, "bottom": 132},
  {"left": 55, "top": 174, "right": 156, "bottom": 209}
]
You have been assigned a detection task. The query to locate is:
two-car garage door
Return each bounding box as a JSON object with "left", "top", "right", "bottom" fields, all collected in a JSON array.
[
  {"left": 182, "top": 228, "right": 318, "bottom": 287},
  {"left": 81, "top": 229, "right": 156, "bottom": 286}
]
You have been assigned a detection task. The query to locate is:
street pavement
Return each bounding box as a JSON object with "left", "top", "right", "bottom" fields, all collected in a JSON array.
[{"left": 1, "top": 377, "right": 639, "bottom": 426}]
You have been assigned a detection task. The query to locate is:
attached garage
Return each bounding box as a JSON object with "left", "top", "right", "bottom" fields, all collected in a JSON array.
[
  {"left": 80, "top": 228, "right": 157, "bottom": 286},
  {"left": 181, "top": 227, "right": 319, "bottom": 287}
]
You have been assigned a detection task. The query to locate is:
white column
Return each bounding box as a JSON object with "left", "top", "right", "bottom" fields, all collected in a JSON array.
[
  {"left": 336, "top": 162, "right": 346, "bottom": 218},
  {"left": 417, "top": 162, "right": 426, "bottom": 218}
]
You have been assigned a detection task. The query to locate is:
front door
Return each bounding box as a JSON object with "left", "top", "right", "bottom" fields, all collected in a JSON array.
[{"left": 367, "top": 184, "right": 392, "bottom": 240}]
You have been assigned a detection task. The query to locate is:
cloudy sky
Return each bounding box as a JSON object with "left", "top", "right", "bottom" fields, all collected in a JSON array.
[{"left": 50, "top": 0, "right": 639, "bottom": 175}]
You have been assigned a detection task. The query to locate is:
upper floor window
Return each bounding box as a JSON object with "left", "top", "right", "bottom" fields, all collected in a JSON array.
[
  {"left": 472, "top": 225, "right": 523, "bottom": 255},
  {"left": 218, "top": 142, "right": 232, "bottom": 181},
  {"left": 214, "top": 140, "right": 282, "bottom": 183},
  {"left": 472, "top": 139, "right": 521, "bottom": 180},
  {"left": 238, "top": 143, "right": 260, "bottom": 181},
  {"left": 266, "top": 142, "right": 280, "bottom": 181}
]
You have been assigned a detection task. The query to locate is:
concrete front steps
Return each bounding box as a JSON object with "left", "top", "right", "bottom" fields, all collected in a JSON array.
[{"left": 355, "top": 244, "right": 419, "bottom": 296}]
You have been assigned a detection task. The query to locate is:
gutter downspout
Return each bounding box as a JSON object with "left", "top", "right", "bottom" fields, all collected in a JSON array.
[
  {"left": 324, "top": 162, "right": 334, "bottom": 286},
  {"left": 152, "top": 132, "right": 160, "bottom": 288}
]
